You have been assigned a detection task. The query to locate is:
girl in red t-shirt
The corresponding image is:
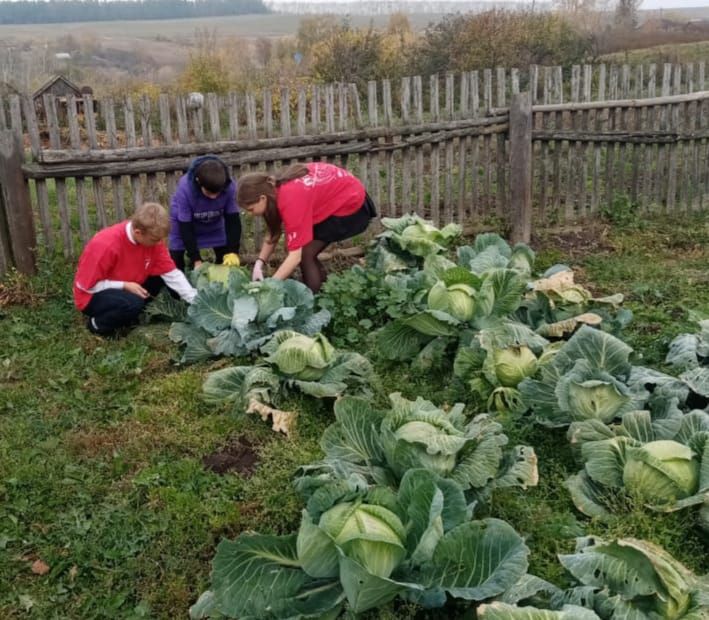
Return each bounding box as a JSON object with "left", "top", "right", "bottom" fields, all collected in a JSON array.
[{"left": 236, "top": 162, "right": 376, "bottom": 292}]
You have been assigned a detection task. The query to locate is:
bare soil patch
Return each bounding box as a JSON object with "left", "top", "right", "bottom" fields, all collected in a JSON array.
[
  {"left": 202, "top": 436, "right": 259, "bottom": 476},
  {"left": 533, "top": 224, "right": 615, "bottom": 259}
]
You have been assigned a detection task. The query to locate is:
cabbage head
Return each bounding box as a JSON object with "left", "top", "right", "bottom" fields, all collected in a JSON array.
[
  {"left": 493, "top": 345, "right": 538, "bottom": 387},
  {"left": 193, "top": 262, "right": 245, "bottom": 289},
  {"left": 393, "top": 420, "right": 459, "bottom": 475},
  {"left": 623, "top": 440, "right": 700, "bottom": 504},
  {"left": 565, "top": 378, "right": 630, "bottom": 423},
  {"left": 267, "top": 333, "right": 335, "bottom": 381},
  {"left": 318, "top": 501, "right": 406, "bottom": 578},
  {"left": 206, "top": 264, "right": 233, "bottom": 285},
  {"left": 427, "top": 281, "right": 475, "bottom": 321}
]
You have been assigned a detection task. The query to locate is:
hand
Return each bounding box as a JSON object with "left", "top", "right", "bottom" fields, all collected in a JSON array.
[
  {"left": 252, "top": 260, "right": 265, "bottom": 282},
  {"left": 222, "top": 253, "right": 240, "bottom": 267},
  {"left": 193, "top": 260, "right": 203, "bottom": 269},
  {"left": 124, "top": 281, "right": 149, "bottom": 299}
]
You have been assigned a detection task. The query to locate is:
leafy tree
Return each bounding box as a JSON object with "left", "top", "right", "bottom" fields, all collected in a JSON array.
[
  {"left": 309, "top": 24, "right": 384, "bottom": 89},
  {"left": 410, "top": 10, "right": 593, "bottom": 76},
  {"left": 615, "top": 0, "right": 641, "bottom": 29}
]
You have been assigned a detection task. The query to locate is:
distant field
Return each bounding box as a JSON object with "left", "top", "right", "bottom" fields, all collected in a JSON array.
[
  {"left": 601, "top": 39, "right": 709, "bottom": 66},
  {"left": 0, "top": 12, "right": 445, "bottom": 44}
]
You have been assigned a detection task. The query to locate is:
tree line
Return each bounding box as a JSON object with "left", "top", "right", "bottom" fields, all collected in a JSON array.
[{"left": 0, "top": 0, "right": 268, "bottom": 25}]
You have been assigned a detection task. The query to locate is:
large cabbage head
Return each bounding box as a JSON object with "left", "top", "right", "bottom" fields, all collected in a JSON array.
[
  {"left": 194, "top": 262, "right": 246, "bottom": 290},
  {"left": 623, "top": 440, "right": 700, "bottom": 504},
  {"left": 493, "top": 345, "right": 538, "bottom": 387},
  {"left": 318, "top": 501, "right": 406, "bottom": 578},
  {"left": 566, "top": 378, "right": 629, "bottom": 423},
  {"left": 393, "top": 420, "right": 460, "bottom": 476},
  {"left": 206, "top": 264, "right": 234, "bottom": 285},
  {"left": 427, "top": 281, "right": 476, "bottom": 321},
  {"left": 268, "top": 333, "right": 335, "bottom": 381}
]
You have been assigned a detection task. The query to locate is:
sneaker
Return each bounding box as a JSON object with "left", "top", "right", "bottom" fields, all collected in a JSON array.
[
  {"left": 86, "top": 316, "right": 101, "bottom": 334},
  {"left": 86, "top": 317, "right": 118, "bottom": 339}
]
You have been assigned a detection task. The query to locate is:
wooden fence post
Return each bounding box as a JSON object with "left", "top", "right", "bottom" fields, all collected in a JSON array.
[
  {"left": 0, "top": 129, "right": 37, "bottom": 276},
  {"left": 509, "top": 92, "right": 533, "bottom": 244}
]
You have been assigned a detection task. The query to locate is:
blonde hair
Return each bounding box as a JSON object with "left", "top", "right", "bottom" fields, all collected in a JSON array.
[{"left": 131, "top": 202, "right": 170, "bottom": 238}]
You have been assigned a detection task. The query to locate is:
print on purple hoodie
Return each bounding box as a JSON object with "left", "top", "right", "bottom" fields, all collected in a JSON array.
[{"left": 168, "top": 155, "right": 238, "bottom": 251}]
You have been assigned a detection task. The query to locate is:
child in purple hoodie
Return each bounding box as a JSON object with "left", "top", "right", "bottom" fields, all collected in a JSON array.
[{"left": 168, "top": 155, "right": 241, "bottom": 270}]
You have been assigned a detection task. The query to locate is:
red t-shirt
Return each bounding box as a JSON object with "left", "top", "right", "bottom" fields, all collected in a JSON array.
[
  {"left": 276, "top": 163, "right": 365, "bottom": 251},
  {"left": 73, "top": 221, "right": 176, "bottom": 310}
]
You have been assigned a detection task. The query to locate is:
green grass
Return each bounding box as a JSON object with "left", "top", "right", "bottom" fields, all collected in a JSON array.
[
  {"left": 2, "top": 215, "right": 709, "bottom": 618},
  {"left": 600, "top": 39, "right": 709, "bottom": 67}
]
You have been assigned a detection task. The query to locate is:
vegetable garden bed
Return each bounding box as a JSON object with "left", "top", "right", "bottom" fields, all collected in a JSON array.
[{"left": 0, "top": 215, "right": 708, "bottom": 619}]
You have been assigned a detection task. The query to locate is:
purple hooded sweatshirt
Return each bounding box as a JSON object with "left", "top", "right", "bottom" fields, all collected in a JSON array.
[{"left": 168, "top": 155, "right": 238, "bottom": 251}]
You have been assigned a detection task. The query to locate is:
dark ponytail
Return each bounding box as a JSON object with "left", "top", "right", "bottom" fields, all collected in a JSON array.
[{"left": 237, "top": 164, "right": 310, "bottom": 243}]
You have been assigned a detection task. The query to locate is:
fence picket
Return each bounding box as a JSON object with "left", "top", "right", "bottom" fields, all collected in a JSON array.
[
  {"left": 44, "top": 95, "right": 70, "bottom": 253},
  {"left": 102, "top": 98, "right": 122, "bottom": 225}
]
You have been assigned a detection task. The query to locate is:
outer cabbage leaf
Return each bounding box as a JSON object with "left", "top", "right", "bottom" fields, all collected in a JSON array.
[
  {"left": 558, "top": 537, "right": 703, "bottom": 620},
  {"left": 418, "top": 518, "right": 529, "bottom": 601},
  {"left": 477, "top": 602, "right": 600, "bottom": 620},
  {"left": 206, "top": 533, "right": 344, "bottom": 619}
]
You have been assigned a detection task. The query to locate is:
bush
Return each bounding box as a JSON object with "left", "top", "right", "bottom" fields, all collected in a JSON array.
[{"left": 410, "top": 9, "right": 594, "bottom": 76}]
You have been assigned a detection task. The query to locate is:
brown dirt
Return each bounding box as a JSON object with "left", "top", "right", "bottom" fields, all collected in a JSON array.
[
  {"left": 202, "top": 436, "right": 259, "bottom": 476},
  {"left": 532, "top": 223, "right": 615, "bottom": 260},
  {"left": 0, "top": 277, "right": 46, "bottom": 308}
]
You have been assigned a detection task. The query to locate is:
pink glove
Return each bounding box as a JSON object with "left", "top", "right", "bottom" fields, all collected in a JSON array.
[{"left": 252, "top": 259, "right": 265, "bottom": 281}]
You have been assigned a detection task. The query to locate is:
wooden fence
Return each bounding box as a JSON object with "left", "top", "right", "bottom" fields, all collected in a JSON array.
[{"left": 1, "top": 65, "right": 709, "bottom": 276}]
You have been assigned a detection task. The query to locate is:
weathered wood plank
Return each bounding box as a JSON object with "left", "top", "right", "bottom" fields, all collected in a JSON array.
[
  {"left": 207, "top": 93, "right": 221, "bottom": 142},
  {"left": 367, "top": 82, "right": 380, "bottom": 207},
  {"left": 44, "top": 94, "right": 75, "bottom": 255},
  {"left": 349, "top": 83, "right": 362, "bottom": 129},
  {"left": 246, "top": 94, "right": 258, "bottom": 139},
  {"left": 382, "top": 79, "right": 393, "bottom": 127},
  {"left": 175, "top": 95, "right": 189, "bottom": 143},
  {"left": 431, "top": 74, "right": 441, "bottom": 222},
  {"left": 311, "top": 85, "right": 321, "bottom": 134},
  {"left": 280, "top": 87, "right": 292, "bottom": 138},
  {"left": 139, "top": 94, "right": 153, "bottom": 146},
  {"left": 297, "top": 87, "right": 307, "bottom": 136},
  {"left": 101, "top": 98, "right": 120, "bottom": 226},
  {"left": 0, "top": 130, "right": 37, "bottom": 274},
  {"left": 67, "top": 95, "right": 89, "bottom": 244},
  {"left": 263, "top": 89, "right": 273, "bottom": 138},
  {"left": 445, "top": 72, "right": 454, "bottom": 120},
  {"left": 159, "top": 94, "right": 173, "bottom": 146},
  {"left": 496, "top": 67, "right": 506, "bottom": 108},
  {"left": 510, "top": 92, "right": 532, "bottom": 243},
  {"left": 325, "top": 84, "right": 335, "bottom": 133},
  {"left": 123, "top": 96, "right": 141, "bottom": 209},
  {"left": 228, "top": 92, "right": 240, "bottom": 140}
]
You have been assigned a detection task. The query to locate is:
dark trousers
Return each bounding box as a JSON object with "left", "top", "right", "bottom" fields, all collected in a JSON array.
[
  {"left": 82, "top": 276, "right": 163, "bottom": 335},
  {"left": 301, "top": 195, "right": 377, "bottom": 293},
  {"left": 170, "top": 246, "right": 229, "bottom": 272}
]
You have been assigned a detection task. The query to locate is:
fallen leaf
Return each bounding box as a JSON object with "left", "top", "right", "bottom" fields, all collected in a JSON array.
[
  {"left": 31, "top": 559, "right": 50, "bottom": 575},
  {"left": 69, "top": 565, "right": 78, "bottom": 581},
  {"left": 18, "top": 594, "right": 35, "bottom": 611}
]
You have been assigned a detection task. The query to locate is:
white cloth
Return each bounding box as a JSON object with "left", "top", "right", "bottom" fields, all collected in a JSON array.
[{"left": 162, "top": 269, "right": 197, "bottom": 303}]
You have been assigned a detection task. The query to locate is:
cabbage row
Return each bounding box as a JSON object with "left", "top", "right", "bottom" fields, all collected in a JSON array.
[{"left": 167, "top": 215, "right": 708, "bottom": 619}]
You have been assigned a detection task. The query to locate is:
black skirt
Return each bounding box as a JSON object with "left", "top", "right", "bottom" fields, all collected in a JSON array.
[{"left": 313, "top": 194, "right": 377, "bottom": 244}]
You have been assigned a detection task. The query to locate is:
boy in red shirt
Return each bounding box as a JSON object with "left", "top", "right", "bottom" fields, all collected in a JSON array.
[
  {"left": 236, "top": 162, "right": 376, "bottom": 292},
  {"left": 73, "top": 202, "right": 197, "bottom": 337}
]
